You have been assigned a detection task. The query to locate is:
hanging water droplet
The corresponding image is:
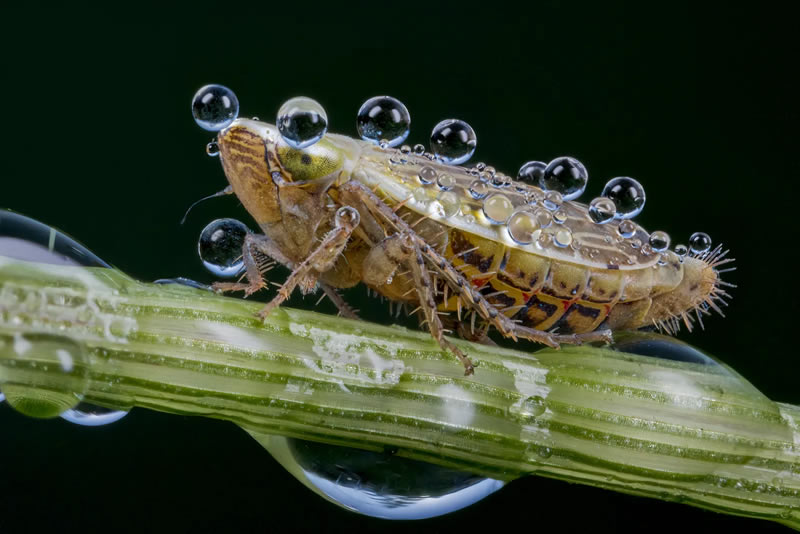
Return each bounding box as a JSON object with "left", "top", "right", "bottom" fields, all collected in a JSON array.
[
  {"left": 430, "top": 119, "right": 477, "bottom": 165},
  {"left": 356, "top": 96, "right": 411, "bottom": 147},
  {"left": 437, "top": 173, "right": 456, "bottom": 191},
  {"left": 507, "top": 210, "right": 538, "bottom": 245},
  {"left": 554, "top": 229, "right": 573, "bottom": 248},
  {"left": 277, "top": 97, "right": 328, "bottom": 149},
  {"left": 587, "top": 197, "right": 616, "bottom": 224},
  {"left": 206, "top": 140, "right": 220, "bottom": 156},
  {"left": 602, "top": 177, "right": 646, "bottom": 219},
  {"left": 649, "top": 231, "right": 670, "bottom": 252},
  {"left": 468, "top": 180, "right": 489, "bottom": 199},
  {"left": 197, "top": 218, "right": 250, "bottom": 277},
  {"left": 617, "top": 220, "right": 636, "bottom": 238},
  {"left": 517, "top": 161, "right": 547, "bottom": 183},
  {"left": 541, "top": 157, "right": 588, "bottom": 200},
  {"left": 482, "top": 194, "right": 513, "bottom": 224},
  {"left": 438, "top": 191, "right": 461, "bottom": 217},
  {"left": 553, "top": 209, "right": 567, "bottom": 224},
  {"left": 60, "top": 404, "right": 129, "bottom": 426},
  {"left": 689, "top": 232, "right": 712, "bottom": 254},
  {"left": 674, "top": 244, "right": 688, "bottom": 258},
  {"left": 418, "top": 166, "right": 437, "bottom": 184},
  {"left": 0, "top": 332, "right": 89, "bottom": 419},
  {"left": 542, "top": 191, "right": 562, "bottom": 211},
  {"left": 191, "top": 84, "right": 240, "bottom": 132}
]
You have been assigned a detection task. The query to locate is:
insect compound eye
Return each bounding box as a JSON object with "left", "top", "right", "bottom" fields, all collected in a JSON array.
[
  {"left": 335, "top": 206, "right": 360, "bottom": 228},
  {"left": 275, "top": 138, "right": 343, "bottom": 182}
]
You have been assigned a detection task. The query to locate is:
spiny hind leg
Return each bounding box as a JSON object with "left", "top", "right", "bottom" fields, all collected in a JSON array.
[
  {"left": 363, "top": 232, "right": 474, "bottom": 375},
  {"left": 212, "top": 233, "right": 290, "bottom": 297},
  {"left": 257, "top": 207, "right": 360, "bottom": 319},
  {"left": 318, "top": 282, "right": 360, "bottom": 320}
]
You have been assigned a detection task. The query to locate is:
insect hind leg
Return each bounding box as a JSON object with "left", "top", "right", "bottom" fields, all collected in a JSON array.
[{"left": 212, "top": 233, "right": 290, "bottom": 297}]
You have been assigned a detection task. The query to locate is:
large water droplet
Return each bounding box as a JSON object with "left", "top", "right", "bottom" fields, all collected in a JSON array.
[
  {"left": 587, "top": 197, "right": 616, "bottom": 224},
  {"left": 191, "top": 84, "right": 239, "bottom": 132},
  {"left": 649, "top": 231, "right": 671, "bottom": 252},
  {"left": 517, "top": 161, "right": 547, "bottom": 184},
  {"left": 507, "top": 210, "right": 538, "bottom": 244},
  {"left": 197, "top": 218, "right": 250, "bottom": 277},
  {"left": 60, "top": 403, "right": 128, "bottom": 426},
  {"left": 277, "top": 97, "right": 328, "bottom": 149},
  {"left": 356, "top": 96, "right": 410, "bottom": 147},
  {"left": 0, "top": 332, "right": 89, "bottom": 419},
  {"left": 482, "top": 194, "right": 513, "bottom": 224},
  {"left": 430, "top": 119, "right": 477, "bottom": 165},
  {"left": 254, "top": 433, "right": 504, "bottom": 519},
  {"left": 602, "top": 177, "right": 646, "bottom": 219},
  {"left": 541, "top": 157, "right": 588, "bottom": 200},
  {"left": 689, "top": 232, "right": 712, "bottom": 254}
]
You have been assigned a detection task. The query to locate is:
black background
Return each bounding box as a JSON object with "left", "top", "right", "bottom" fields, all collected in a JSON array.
[{"left": 1, "top": 3, "right": 798, "bottom": 532}]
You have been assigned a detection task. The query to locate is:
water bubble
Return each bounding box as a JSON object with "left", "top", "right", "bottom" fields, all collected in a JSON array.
[
  {"left": 430, "top": 119, "right": 477, "bottom": 165},
  {"left": 649, "top": 231, "right": 670, "bottom": 252},
  {"left": 257, "top": 434, "right": 504, "bottom": 519},
  {"left": 356, "top": 96, "right": 410, "bottom": 147},
  {"left": 554, "top": 229, "right": 573, "bottom": 248},
  {"left": 533, "top": 208, "right": 553, "bottom": 229},
  {"left": 468, "top": 180, "right": 489, "bottom": 199},
  {"left": 674, "top": 244, "right": 688, "bottom": 258},
  {"left": 588, "top": 197, "right": 616, "bottom": 224},
  {"left": 413, "top": 144, "right": 425, "bottom": 155},
  {"left": 517, "top": 161, "right": 547, "bottom": 184},
  {"left": 60, "top": 404, "right": 129, "bottom": 426},
  {"left": 277, "top": 97, "right": 328, "bottom": 149},
  {"left": 541, "top": 157, "right": 588, "bottom": 200},
  {"left": 542, "top": 191, "right": 562, "bottom": 211},
  {"left": 438, "top": 191, "right": 461, "bottom": 217},
  {"left": 335, "top": 207, "right": 360, "bottom": 227},
  {"left": 482, "top": 194, "right": 514, "bottom": 224},
  {"left": 553, "top": 209, "right": 567, "bottom": 224},
  {"left": 191, "top": 84, "right": 240, "bottom": 132},
  {"left": 418, "top": 166, "right": 437, "bottom": 184},
  {"left": 617, "top": 220, "right": 636, "bottom": 238},
  {"left": 0, "top": 332, "right": 89, "bottom": 419},
  {"left": 197, "top": 218, "right": 250, "bottom": 277},
  {"left": 507, "top": 210, "right": 538, "bottom": 245},
  {"left": 206, "top": 140, "right": 219, "bottom": 156},
  {"left": 602, "top": 177, "right": 646, "bottom": 219},
  {"left": 437, "top": 173, "right": 456, "bottom": 191},
  {"left": 689, "top": 232, "right": 712, "bottom": 254}
]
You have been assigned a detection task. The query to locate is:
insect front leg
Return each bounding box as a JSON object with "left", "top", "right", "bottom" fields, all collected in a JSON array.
[
  {"left": 256, "top": 207, "right": 361, "bottom": 319},
  {"left": 212, "top": 233, "right": 291, "bottom": 296}
]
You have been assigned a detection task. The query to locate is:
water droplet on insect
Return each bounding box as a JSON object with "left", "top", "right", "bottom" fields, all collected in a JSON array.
[
  {"left": 430, "top": 119, "right": 477, "bottom": 165},
  {"left": 356, "top": 96, "right": 410, "bottom": 147},
  {"left": 507, "top": 210, "right": 538, "bottom": 244},
  {"left": 617, "top": 220, "right": 636, "bottom": 238},
  {"left": 649, "top": 231, "right": 670, "bottom": 252},
  {"left": 0, "top": 332, "right": 89, "bottom": 419},
  {"left": 277, "top": 96, "right": 328, "bottom": 149},
  {"left": 206, "top": 140, "right": 219, "bottom": 156},
  {"left": 400, "top": 145, "right": 411, "bottom": 155},
  {"left": 335, "top": 206, "right": 360, "bottom": 227},
  {"left": 60, "top": 403, "right": 129, "bottom": 426},
  {"left": 191, "top": 84, "right": 239, "bottom": 132},
  {"left": 413, "top": 144, "right": 425, "bottom": 155},
  {"left": 542, "top": 191, "right": 562, "bottom": 211},
  {"left": 674, "top": 244, "right": 688, "bottom": 258},
  {"left": 418, "top": 166, "right": 437, "bottom": 184},
  {"left": 468, "top": 180, "right": 489, "bottom": 199},
  {"left": 553, "top": 228, "right": 573, "bottom": 248},
  {"left": 463, "top": 214, "right": 476, "bottom": 224},
  {"left": 482, "top": 194, "right": 513, "bottom": 224},
  {"left": 412, "top": 187, "right": 429, "bottom": 203},
  {"left": 533, "top": 208, "right": 553, "bottom": 229},
  {"left": 437, "top": 173, "right": 456, "bottom": 191},
  {"left": 197, "top": 218, "right": 250, "bottom": 277},
  {"left": 553, "top": 209, "right": 567, "bottom": 224},
  {"left": 587, "top": 197, "right": 616, "bottom": 224},
  {"left": 640, "top": 243, "right": 654, "bottom": 256},
  {"left": 630, "top": 238, "right": 641, "bottom": 249},
  {"left": 438, "top": 191, "right": 461, "bottom": 217},
  {"left": 602, "top": 177, "right": 646, "bottom": 219},
  {"left": 689, "top": 232, "right": 712, "bottom": 254},
  {"left": 541, "top": 157, "right": 588, "bottom": 200},
  {"left": 517, "top": 161, "right": 547, "bottom": 184},
  {"left": 256, "top": 435, "right": 504, "bottom": 519}
]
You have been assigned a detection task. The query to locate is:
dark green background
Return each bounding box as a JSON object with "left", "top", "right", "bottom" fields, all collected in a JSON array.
[{"left": 1, "top": 3, "right": 797, "bottom": 532}]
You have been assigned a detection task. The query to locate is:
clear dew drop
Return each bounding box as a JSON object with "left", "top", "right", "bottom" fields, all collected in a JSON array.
[
  {"left": 588, "top": 196, "right": 616, "bottom": 224},
  {"left": 533, "top": 208, "right": 553, "bottom": 229},
  {"left": 413, "top": 144, "right": 425, "bottom": 155},
  {"left": 482, "top": 194, "right": 514, "bottom": 224},
  {"left": 412, "top": 187, "right": 429, "bottom": 203},
  {"left": 541, "top": 157, "right": 588, "bottom": 200},
  {"left": 689, "top": 232, "right": 712, "bottom": 254},
  {"left": 191, "top": 84, "right": 240, "bottom": 132},
  {"left": 617, "top": 220, "right": 636, "bottom": 238},
  {"left": 277, "top": 96, "right": 328, "bottom": 149},
  {"left": 507, "top": 210, "right": 538, "bottom": 245},
  {"left": 206, "top": 140, "right": 219, "bottom": 156},
  {"left": 602, "top": 177, "right": 646, "bottom": 219},
  {"left": 674, "top": 244, "right": 688, "bottom": 258},
  {"left": 60, "top": 403, "right": 129, "bottom": 426},
  {"left": 197, "top": 218, "right": 250, "bottom": 277},
  {"left": 430, "top": 119, "right": 477, "bottom": 165},
  {"left": 438, "top": 191, "right": 461, "bottom": 217},
  {"left": 0, "top": 332, "right": 89, "bottom": 419},
  {"left": 517, "top": 160, "right": 547, "bottom": 184},
  {"left": 554, "top": 228, "right": 573, "bottom": 248},
  {"left": 468, "top": 179, "right": 489, "bottom": 199},
  {"left": 437, "top": 173, "right": 456, "bottom": 191},
  {"left": 553, "top": 209, "right": 567, "bottom": 224},
  {"left": 542, "top": 191, "right": 562, "bottom": 211},
  {"left": 356, "top": 96, "right": 411, "bottom": 147},
  {"left": 418, "top": 166, "right": 437, "bottom": 184},
  {"left": 649, "top": 230, "right": 671, "bottom": 252}
]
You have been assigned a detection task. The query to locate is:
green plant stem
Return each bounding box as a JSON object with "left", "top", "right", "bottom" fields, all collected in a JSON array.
[{"left": 1, "top": 255, "right": 798, "bottom": 529}]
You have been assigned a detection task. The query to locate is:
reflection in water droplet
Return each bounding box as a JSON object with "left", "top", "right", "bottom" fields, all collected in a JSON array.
[
  {"left": 197, "top": 218, "right": 250, "bottom": 277},
  {"left": 356, "top": 96, "right": 410, "bottom": 147},
  {"left": 649, "top": 231, "right": 670, "bottom": 252},
  {"left": 517, "top": 160, "right": 547, "bottom": 184},
  {"left": 507, "top": 210, "right": 538, "bottom": 244},
  {"left": 602, "top": 177, "right": 646, "bottom": 219},
  {"left": 553, "top": 228, "right": 573, "bottom": 248},
  {"left": 257, "top": 434, "right": 504, "bottom": 519},
  {"left": 0, "top": 332, "right": 89, "bottom": 419},
  {"left": 588, "top": 197, "right": 616, "bottom": 224},
  {"left": 206, "top": 140, "right": 219, "bottom": 156},
  {"left": 437, "top": 173, "right": 456, "bottom": 191},
  {"left": 689, "top": 232, "right": 712, "bottom": 254},
  {"left": 553, "top": 209, "right": 567, "bottom": 224},
  {"left": 617, "top": 220, "right": 636, "bottom": 238},
  {"left": 468, "top": 180, "right": 489, "bottom": 199},
  {"left": 430, "top": 119, "right": 477, "bottom": 165},
  {"left": 418, "top": 166, "right": 437, "bottom": 184},
  {"left": 483, "top": 194, "right": 513, "bottom": 224},
  {"left": 438, "top": 191, "right": 461, "bottom": 217},
  {"left": 413, "top": 144, "right": 425, "bottom": 155},
  {"left": 542, "top": 191, "right": 562, "bottom": 211},
  {"left": 277, "top": 97, "right": 328, "bottom": 149},
  {"left": 674, "top": 244, "right": 688, "bottom": 258},
  {"left": 60, "top": 403, "right": 129, "bottom": 426},
  {"left": 541, "top": 157, "right": 588, "bottom": 200},
  {"left": 191, "top": 84, "right": 239, "bottom": 132}
]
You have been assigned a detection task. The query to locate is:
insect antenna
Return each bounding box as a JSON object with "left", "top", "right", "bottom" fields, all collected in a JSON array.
[{"left": 179, "top": 185, "right": 234, "bottom": 224}]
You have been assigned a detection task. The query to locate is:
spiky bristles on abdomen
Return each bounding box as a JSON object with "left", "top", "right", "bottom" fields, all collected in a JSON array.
[{"left": 649, "top": 245, "right": 735, "bottom": 335}]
